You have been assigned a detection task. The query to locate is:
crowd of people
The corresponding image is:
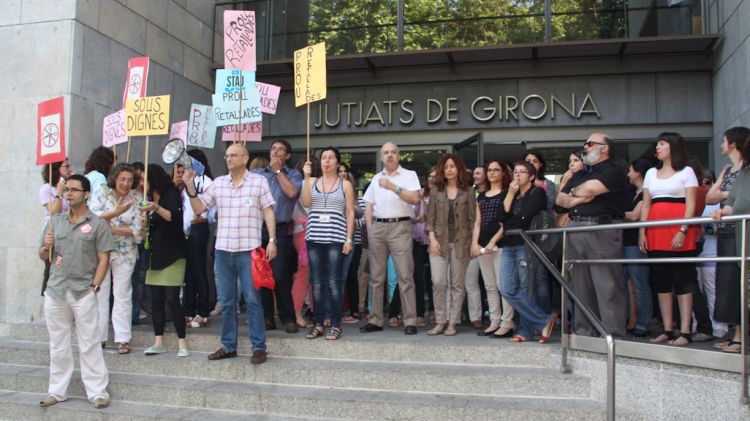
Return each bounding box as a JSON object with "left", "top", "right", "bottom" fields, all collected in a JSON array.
[{"left": 36, "top": 129, "right": 750, "bottom": 408}]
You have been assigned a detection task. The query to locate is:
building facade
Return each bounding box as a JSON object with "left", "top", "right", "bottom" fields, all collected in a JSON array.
[{"left": 0, "top": 0, "right": 748, "bottom": 323}]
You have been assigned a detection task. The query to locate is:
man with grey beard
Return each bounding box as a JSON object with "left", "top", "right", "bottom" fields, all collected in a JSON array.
[{"left": 556, "top": 133, "right": 628, "bottom": 338}]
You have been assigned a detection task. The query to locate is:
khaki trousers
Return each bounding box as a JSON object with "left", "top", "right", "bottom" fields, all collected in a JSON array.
[
  {"left": 477, "top": 249, "right": 515, "bottom": 329},
  {"left": 429, "top": 243, "right": 469, "bottom": 325},
  {"left": 367, "top": 221, "right": 416, "bottom": 326},
  {"left": 463, "top": 258, "right": 482, "bottom": 321}
]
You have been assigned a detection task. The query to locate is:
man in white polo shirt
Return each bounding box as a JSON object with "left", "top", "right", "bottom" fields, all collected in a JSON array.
[{"left": 361, "top": 142, "right": 422, "bottom": 334}]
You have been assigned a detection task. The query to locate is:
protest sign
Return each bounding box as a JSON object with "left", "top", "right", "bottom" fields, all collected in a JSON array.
[
  {"left": 222, "top": 122, "right": 262, "bottom": 142},
  {"left": 213, "top": 69, "right": 261, "bottom": 126},
  {"left": 169, "top": 120, "right": 188, "bottom": 142},
  {"left": 122, "top": 57, "right": 149, "bottom": 108},
  {"left": 102, "top": 109, "right": 128, "bottom": 147},
  {"left": 294, "top": 42, "right": 326, "bottom": 107},
  {"left": 256, "top": 82, "right": 280, "bottom": 114},
  {"left": 187, "top": 104, "right": 216, "bottom": 148},
  {"left": 224, "top": 10, "right": 256, "bottom": 71},
  {"left": 125, "top": 95, "right": 170, "bottom": 136},
  {"left": 37, "top": 97, "right": 66, "bottom": 165}
]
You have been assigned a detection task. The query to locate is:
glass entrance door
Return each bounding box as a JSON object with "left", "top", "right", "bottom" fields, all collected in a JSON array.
[{"left": 454, "top": 133, "right": 482, "bottom": 169}]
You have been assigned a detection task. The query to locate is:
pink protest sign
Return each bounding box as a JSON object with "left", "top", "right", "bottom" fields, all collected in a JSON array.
[
  {"left": 222, "top": 122, "right": 262, "bottom": 142},
  {"left": 169, "top": 120, "right": 187, "bottom": 141},
  {"left": 102, "top": 109, "right": 128, "bottom": 147},
  {"left": 224, "top": 10, "right": 256, "bottom": 71},
  {"left": 256, "top": 82, "right": 280, "bottom": 114},
  {"left": 122, "top": 57, "right": 149, "bottom": 108}
]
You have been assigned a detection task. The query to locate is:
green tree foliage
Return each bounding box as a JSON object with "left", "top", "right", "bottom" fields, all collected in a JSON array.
[{"left": 307, "top": 0, "right": 626, "bottom": 55}]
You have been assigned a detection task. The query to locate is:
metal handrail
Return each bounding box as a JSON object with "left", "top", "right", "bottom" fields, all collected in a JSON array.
[
  {"left": 507, "top": 213, "right": 750, "bottom": 414},
  {"left": 515, "top": 231, "right": 616, "bottom": 421}
]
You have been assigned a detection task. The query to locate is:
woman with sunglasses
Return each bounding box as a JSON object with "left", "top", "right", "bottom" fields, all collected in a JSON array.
[{"left": 498, "top": 161, "right": 556, "bottom": 343}]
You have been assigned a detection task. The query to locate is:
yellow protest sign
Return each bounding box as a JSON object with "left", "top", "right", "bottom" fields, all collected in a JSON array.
[
  {"left": 125, "top": 95, "right": 170, "bottom": 136},
  {"left": 294, "top": 42, "right": 327, "bottom": 107}
]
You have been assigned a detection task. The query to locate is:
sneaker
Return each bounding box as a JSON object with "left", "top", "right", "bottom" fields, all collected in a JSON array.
[
  {"left": 93, "top": 397, "right": 109, "bottom": 409},
  {"left": 39, "top": 395, "right": 64, "bottom": 407},
  {"left": 177, "top": 348, "right": 190, "bottom": 357},
  {"left": 144, "top": 345, "right": 168, "bottom": 355}
]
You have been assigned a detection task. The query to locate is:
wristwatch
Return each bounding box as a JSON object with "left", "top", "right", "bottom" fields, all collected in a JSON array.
[
  {"left": 274, "top": 168, "right": 282, "bottom": 175},
  {"left": 394, "top": 186, "right": 403, "bottom": 194},
  {"left": 91, "top": 284, "right": 101, "bottom": 293},
  {"left": 268, "top": 238, "right": 276, "bottom": 243}
]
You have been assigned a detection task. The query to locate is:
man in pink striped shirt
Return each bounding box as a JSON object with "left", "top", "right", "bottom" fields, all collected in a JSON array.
[{"left": 183, "top": 143, "right": 276, "bottom": 364}]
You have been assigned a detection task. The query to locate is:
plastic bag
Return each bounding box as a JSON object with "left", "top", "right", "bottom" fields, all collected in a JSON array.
[{"left": 251, "top": 247, "right": 275, "bottom": 290}]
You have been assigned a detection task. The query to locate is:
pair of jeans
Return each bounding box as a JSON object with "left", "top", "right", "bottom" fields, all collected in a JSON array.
[
  {"left": 214, "top": 250, "right": 266, "bottom": 353},
  {"left": 622, "top": 245, "right": 652, "bottom": 331},
  {"left": 307, "top": 242, "right": 345, "bottom": 328},
  {"left": 183, "top": 223, "right": 210, "bottom": 318},
  {"left": 499, "top": 245, "right": 552, "bottom": 339},
  {"left": 528, "top": 254, "right": 552, "bottom": 314}
]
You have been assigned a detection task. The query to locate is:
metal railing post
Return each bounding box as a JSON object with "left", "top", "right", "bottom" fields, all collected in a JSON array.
[
  {"left": 544, "top": 0, "right": 552, "bottom": 42},
  {"left": 560, "top": 230, "right": 571, "bottom": 374},
  {"left": 397, "top": 0, "right": 404, "bottom": 51},
  {"left": 606, "top": 335, "right": 616, "bottom": 419},
  {"left": 742, "top": 219, "right": 749, "bottom": 404}
]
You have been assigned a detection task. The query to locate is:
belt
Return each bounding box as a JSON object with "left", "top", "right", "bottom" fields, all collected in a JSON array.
[
  {"left": 571, "top": 215, "right": 614, "bottom": 224},
  {"left": 375, "top": 217, "right": 410, "bottom": 223}
]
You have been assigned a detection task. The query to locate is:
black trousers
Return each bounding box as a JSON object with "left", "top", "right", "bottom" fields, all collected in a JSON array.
[
  {"left": 151, "top": 285, "right": 186, "bottom": 338},
  {"left": 261, "top": 224, "right": 297, "bottom": 325},
  {"left": 183, "top": 222, "right": 210, "bottom": 318},
  {"left": 344, "top": 244, "right": 363, "bottom": 315}
]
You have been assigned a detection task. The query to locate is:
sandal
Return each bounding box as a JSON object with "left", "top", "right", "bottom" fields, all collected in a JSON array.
[
  {"left": 388, "top": 317, "right": 400, "bottom": 328},
  {"left": 723, "top": 341, "right": 742, "bottom": 353},
  {"left": 669, "top": 332, "right": 692, "bottom": 347},
  {"left": 188, "top": 315, "right": 211, "bottom": 328},
  {"left": 117, "top": 342, "right": 130, "bottom": 355},
  {"left": 417, "top": 317, "right": 426, "bottom": 327},
  {"left": 325, "top": 327, "right": 342, "bottom": 340},
  {"left": 305, "top": 325, "right": 325, "bottom": 339},
  {"left": 651, "top": 331, "right": 675, "bottom": 344},
  {"left": 510, "top": 335, "right": 527, "bottom": 343}
]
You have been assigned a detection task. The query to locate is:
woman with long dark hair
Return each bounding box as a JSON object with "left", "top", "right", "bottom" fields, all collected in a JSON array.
[
  {"left": 84, "top": 147, "right": 115, "bottom": 204},
  {"left": 426, "top": 154, "right": 476, "bottom": 336},
  {"left": 639, "top": 132, "right": 699, "bottom": 347},
  {"left": 300, "top": 147, "right": 355, "bottom": 340},
  {"left": 140, "top": 164, "right": 189, "bottom": 356},
  {"left": 471, "top": 160, "right": 514, "bottom": 338}
]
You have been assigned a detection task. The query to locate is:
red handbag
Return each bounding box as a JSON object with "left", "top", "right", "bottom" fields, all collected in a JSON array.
[{"left": 251, "top": 247, "right": 275, "bottom": 290}]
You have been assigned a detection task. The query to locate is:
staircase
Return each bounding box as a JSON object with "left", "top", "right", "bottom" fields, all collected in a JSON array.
[{"left": 0, "top": 321, "right": 642, "bottom": 420}]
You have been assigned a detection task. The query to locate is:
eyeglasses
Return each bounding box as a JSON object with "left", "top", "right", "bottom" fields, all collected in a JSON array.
[
  {"left": 513, "top": 170, "right": 529, "bottom": 175},
  {"left": 63, "top": 187, "right": 85, "bottom": 193},
  {"left": 583, "top": 141, "right": 606, "bottom": 148},
  {"left": 270, "top": 146, "right": 288, "bottom": 153},
  {"left": 487, "top": 168, "right": 502, "bottom": 173}
]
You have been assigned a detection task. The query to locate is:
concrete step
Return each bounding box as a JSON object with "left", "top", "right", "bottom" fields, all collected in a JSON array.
[
  {"left": 7, "top": 322, "right": 553, "bottom": 367},
  {"left": 0, "top": 338, "right": 589, "bottom": 398},
  {"left": 0, "top": 389, "right": 324, "bottom": 421},
  {"left": 0, "top": 365, "right": 640, "bottom": 420}
]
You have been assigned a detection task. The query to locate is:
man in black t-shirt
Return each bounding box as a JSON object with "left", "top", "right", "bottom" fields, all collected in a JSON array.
[{"left": 556, "top": 133, "right": 628, "bottom": 338}]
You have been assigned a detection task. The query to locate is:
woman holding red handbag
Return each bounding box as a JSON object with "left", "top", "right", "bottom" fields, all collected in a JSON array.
[{"left": 300, "top": 147, "right": 355, "bottom": 340}]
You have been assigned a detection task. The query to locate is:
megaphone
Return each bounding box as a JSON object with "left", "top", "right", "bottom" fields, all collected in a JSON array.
[{"left": 161, "top": 138, "right": 205, "bottom": 176}]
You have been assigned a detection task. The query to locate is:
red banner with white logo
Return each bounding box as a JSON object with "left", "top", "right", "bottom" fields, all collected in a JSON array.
[
  {"left": 122, "top": 56, "right": 150, "bottom": 108},
  {"left": 36, "top": 97, "right": 66, "bottom": 165}
]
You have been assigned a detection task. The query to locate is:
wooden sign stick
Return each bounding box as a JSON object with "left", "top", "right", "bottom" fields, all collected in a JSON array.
[
  {"left": 47, "top": 163, "right": 53, "bottom": 261},
  {"left": 126, "top": 137, "right": 132, "bottom": 162},
  {"left": 143, "top": 136, "right": 149, "bottom": 198},
  {"left": 306, "top": 103, "right": 311, "bottom": 162},
  {"left": 112, "top": 144, "right": 117, "bottom": 162}
]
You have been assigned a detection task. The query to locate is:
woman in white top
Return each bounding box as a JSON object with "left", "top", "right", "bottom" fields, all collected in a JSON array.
[
  {"left": 89, "top": 163, "right": 144, "bottom": 353},
  {"left": 639, "top": 132, "right": 699, "bottom": 347}
]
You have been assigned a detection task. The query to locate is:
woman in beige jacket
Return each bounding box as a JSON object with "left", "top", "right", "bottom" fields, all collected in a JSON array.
[{"left": 426, "top": 154, "right": 476, "bottom": 336}]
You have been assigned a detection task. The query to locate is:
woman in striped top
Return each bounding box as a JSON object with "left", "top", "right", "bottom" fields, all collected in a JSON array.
[{"left": 300, "top": 147, "right": 355, "bottom": 340}]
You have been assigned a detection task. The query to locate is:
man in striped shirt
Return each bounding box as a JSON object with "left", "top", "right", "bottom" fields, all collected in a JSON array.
[{"left": 183, "top": 143, "right": 276, "bottom": 364}]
